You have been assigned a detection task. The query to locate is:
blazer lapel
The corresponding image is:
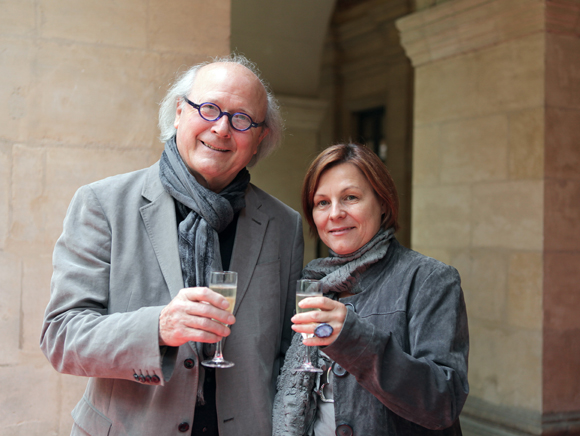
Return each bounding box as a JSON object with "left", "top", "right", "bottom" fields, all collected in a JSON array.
[
  {"left": 229, "top": 185, "right": 269, "bottom": 317},
  {"left": 139, "top": 163, "right": 184, "bottom": 299}
]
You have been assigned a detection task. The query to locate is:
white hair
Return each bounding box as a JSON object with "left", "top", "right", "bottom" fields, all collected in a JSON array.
[{"left": 158, "top": 54, "right": 283, "bottom": 167}]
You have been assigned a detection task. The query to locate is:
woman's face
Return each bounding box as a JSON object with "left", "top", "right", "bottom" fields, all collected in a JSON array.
[{"left": 312, "top": 163, "right": 385, "bottom": 255}]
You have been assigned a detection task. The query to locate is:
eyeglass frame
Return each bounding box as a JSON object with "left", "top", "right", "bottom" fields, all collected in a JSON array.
[{"left": 182, "top": 96, "right": 266, "bottom": 132}]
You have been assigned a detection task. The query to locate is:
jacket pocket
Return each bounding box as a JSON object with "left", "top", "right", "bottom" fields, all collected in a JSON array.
[{"left": 72, "top": 396, "right": 112, "bottom": 436}]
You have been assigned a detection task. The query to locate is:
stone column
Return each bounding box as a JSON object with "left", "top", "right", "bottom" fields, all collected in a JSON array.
[
  {"left": 397, "top": 0, "right": 580, "bottom": 434},
  {"left": 0, "top": 0, "right": 230, "bottom": 434},
  {"left": 249, "top": 96, "right": 328, "bottom": 263}
]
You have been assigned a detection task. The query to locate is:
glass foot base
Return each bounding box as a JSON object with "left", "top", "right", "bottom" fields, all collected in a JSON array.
[
  {"left": 202, "top": 359, "right": 234, "bottom": 368},
  {"left": 294, "top": 363, "right": 323, "bottom": 373}
]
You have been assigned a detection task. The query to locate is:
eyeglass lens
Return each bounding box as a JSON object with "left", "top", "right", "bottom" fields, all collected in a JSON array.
[{"left": 199, "top": 103, "right": 252, "bottom": 131}]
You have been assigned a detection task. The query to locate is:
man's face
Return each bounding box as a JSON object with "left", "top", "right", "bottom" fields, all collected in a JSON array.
[{"left": 174, "top": 63, "right": 269, "bottom": 193}]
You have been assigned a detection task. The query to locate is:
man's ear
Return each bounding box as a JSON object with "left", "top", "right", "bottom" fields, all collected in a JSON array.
[
  {"left": 174, "top": 100, "right": 183, "bottom": 130},
  {"left": 257, "top": 127, "right": 270, "bottom": 145}
]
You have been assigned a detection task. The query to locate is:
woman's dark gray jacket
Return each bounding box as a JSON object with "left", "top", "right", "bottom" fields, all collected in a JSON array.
[{"left": 273, "top": 238, "right": 469, "bottom": 436}]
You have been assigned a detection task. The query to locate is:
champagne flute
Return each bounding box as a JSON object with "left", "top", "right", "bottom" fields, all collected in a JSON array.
[
  {"left": 294, "top": 279, "right": 323, "bottom": 373},
  {"left": 201, "top": 271, "right": 237, "bottom": 368}
]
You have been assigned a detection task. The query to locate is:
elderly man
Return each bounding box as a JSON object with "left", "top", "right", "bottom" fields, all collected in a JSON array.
[{"left": 41, "top": 55, "right": 304, "bottom": 436}]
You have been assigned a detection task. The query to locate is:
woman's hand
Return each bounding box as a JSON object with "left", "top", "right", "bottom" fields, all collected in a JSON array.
[{"left": 291, "top": 297, "right": 347, "bottom": 346}]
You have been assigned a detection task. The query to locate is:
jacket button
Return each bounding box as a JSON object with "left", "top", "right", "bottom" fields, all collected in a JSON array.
[
  {"left": 336, "top": 423, "right": 353, "bottom": 436},
  {"left": 151, "top": 375, "right": 160, "bottom": 383},
  {"left": 184, "top": 358, "right": 195, "bottom": 369},
  {"left": 133, "top": 373, "right": 139, "bottom": 382},
  {"left": 145, "top": 375, "right": 152, "bottom": 383},
  {"left": 138, "top": 375, "right": 146, "bottom": 383},
  {"left": 178, "top": 422, "right": 190, "bottom": 432},
  {"left": 332, "top": 362, "right": 348, "bottom": 377}
]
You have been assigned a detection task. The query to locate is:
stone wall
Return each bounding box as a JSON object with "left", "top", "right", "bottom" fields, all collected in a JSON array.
[
  {"left": 0, "top": 1, "right": 230, "bottom": 434},
  {"left": 397, "top": 0, "right": 580, "bottom": 434}
]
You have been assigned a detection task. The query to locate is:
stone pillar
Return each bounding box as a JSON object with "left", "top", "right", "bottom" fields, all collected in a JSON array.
[
  {"left": 397, "top": 0, "right": 580, "bottom": 434},
  {"left": 249, "top": 96, "right": 328, "bottom": 263},
  {"left": 0, "top": 0, "right": 230, "bottom": 434}
]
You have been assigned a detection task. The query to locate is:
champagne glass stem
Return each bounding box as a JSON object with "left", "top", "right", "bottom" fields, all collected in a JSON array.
[
  {"left": 213, "top": 338, "right": 224, "bottom": 361},
  {"left": 302, "top": 335, "right": 311, "bottom": 365}
]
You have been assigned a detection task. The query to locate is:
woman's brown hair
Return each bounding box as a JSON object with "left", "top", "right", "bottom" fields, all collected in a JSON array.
[{"left": 301, "top": 143, "right": 400, "bottom": 237}]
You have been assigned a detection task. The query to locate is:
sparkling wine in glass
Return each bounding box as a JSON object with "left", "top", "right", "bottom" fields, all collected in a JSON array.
[
  {"left": 201, "top": 271, "right": 237, "bottom": 368},
  {"left": 294, "top": 279, "right": 323, "bottom": 373}
]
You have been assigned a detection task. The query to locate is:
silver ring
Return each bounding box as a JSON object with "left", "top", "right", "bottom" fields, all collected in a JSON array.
[{"left": 314, "top": 323, "right": 333, "bottom": 338}]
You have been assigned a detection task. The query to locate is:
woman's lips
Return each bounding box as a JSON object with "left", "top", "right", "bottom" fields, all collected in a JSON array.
[{"left": 329, "top": 227, "right": 354, "bottom": 235}]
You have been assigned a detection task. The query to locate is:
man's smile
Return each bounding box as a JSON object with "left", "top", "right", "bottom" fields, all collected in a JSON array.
[{"left": 201, "top": 140, "right": 229, "bottom": 152}]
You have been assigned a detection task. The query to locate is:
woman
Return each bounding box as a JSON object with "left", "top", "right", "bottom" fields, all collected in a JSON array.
[{"left": 273, "top": 143, "right": 469, "bottom": 436}]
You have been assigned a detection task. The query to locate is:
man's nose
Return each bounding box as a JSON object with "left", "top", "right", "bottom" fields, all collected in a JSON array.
[{"left": 211, "top": 114, "right": 232, "bottom": 137}]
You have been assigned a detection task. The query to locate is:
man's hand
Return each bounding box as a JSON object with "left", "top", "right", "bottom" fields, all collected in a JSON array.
[{"left": 159, "top": 287, "right": 236, "bottom": 347}]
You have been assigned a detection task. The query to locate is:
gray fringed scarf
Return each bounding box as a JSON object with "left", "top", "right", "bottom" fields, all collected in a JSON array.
[
  {"left": 272, "top": 227, "right": 395, "bottom": 436},
  {"left": 159, "top": 136, "right": 250, "bottom": 404}
]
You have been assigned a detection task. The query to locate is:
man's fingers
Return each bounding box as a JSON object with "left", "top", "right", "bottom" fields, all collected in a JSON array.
[
  {"left": 186, "top": 301, "right": 235, "bottom": 325},
  {"left": 180, "top": 287, "right": 231, "bottom": 310},
  {"left": 159, "top": 288, "right": 237, "bottom": 347}
]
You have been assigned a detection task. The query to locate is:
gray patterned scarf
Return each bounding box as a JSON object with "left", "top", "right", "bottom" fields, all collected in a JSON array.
[
  {"left": 272, "top": 227, "right": 395, "bottom": 435},
  {"left": 159, "top": 136, "right": 250, "bottom": 403}
]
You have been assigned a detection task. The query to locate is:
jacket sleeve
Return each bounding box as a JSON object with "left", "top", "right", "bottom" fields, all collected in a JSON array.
[
  {"left": 280, "top": 212, "right": 304, "bottom": 358},
  {"left": 323, "top": 263, "right": 469, "bottom": 430},
  {"left": 40, "top": 185, "right": 176, "bottom": 384}
]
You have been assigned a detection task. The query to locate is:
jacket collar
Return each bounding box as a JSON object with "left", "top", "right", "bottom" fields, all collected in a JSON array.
[{"left": 139, "top": 162, "right": 271, "bottom": 312}]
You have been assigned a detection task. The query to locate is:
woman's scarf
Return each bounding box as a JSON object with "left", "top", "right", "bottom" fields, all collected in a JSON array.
[
  {"left": 159, "top": 136, "right": 250, "bottom": 404},
  {"left": 272, "top": 227, "right": 395, "bottom": 436}
]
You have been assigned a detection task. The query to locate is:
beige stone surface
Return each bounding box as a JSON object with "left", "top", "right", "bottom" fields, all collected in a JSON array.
[
  {"left": 0, "top": 252, "right": 21, "bottom": 365},
  {"left": 472, "top": 180, "right": 543, "bottom": 250},
  {"left": 546, "top": 33, "right": 580, "bottom": 111},
  {"left": 508, "top": 108, "right": 544, "bottom": 180},
  {"left": 468, "top": 319, "right": 542, "bottom": 411},
  {"left": 544, "top": 179, "right": 580, "bottom": 252},
  {"left": 414, "top": 57, "right": 479, "bottom": 125},
  {"left": 149, "top": 0, "right": 230, "bottom": 55},
  {"left": 544, "top": 327, "right": 580, "bottom": 413},
  {"left": 30, "top": 41, "right": 160, "bottom": 147},
  {"left": 506, "top": 251, "right": 542, "bottom": 330},
  {"left": 9, "top": 144, "right": 47, "bottom": 252},
  {"left": 476, "top": 34, "right": 544, "bottom": 116},
  {"left": 0, "top": 142, "right": 10, "bottom": 248},
  {"left": 411, "top": 185, "right": 471, "bottom": 248},
  {"left": 0, "top": 38, "right": 33, "bottom": 143},
  {"left": 546, "top": 0, "right": 580, "bottom": 36},
  {"left": 21, "top": 254, "right": 54, "bottom": 351},
  {"left": 440, "top": 114, "right": 508, "bottom": 184},
  {"left": 399, "top": 0, "right": 544, "bottom": 68},
  {"left": 39, "top": 0, "right": 148, "bottom": 48},
  {"left": 6, "top": 144, "right": 150, "bottom": 257},
  {"left": 413, "top": 123, "right": 441, "bottom": 186},
  {"left": 0, "top": 0, "right": 35, "bottom": 36},
  {"left": 414, "top": 33, "right": 544, "bottom": 125},
  {"left": 0, "top": 359, "right": 61, "bottom": 435},
  {"left": 461, "top": 249, "right": 508, "bottom": 323},
  {"left": 544, "top": 252, "right": 580, "bottom": 332},
  {"left": 545, "top": 107, "right": 580, "bottom": 181}
]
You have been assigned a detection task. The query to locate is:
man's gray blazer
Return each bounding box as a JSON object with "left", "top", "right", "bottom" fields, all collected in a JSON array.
[{"left": 40, "top": 162, "right": 304, "bottom": 436}]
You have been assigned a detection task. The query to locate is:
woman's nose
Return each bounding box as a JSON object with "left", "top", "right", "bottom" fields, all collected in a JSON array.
[{"left": 329, "top": 203, "right": 346, "bottom": 220}]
